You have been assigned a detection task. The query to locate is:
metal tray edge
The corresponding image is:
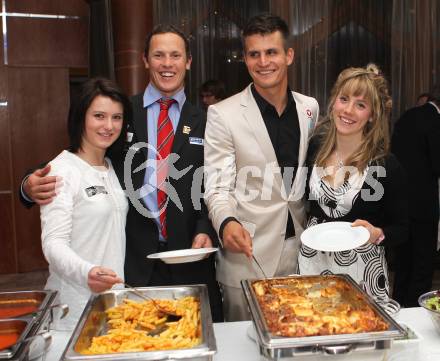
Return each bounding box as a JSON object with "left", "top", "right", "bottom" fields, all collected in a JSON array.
[
  {"left": 241, "top": 274, "right": 406, "bottom": 349},
  {"left": 62, "top": 285, "right": 216, "bottom": 361}
]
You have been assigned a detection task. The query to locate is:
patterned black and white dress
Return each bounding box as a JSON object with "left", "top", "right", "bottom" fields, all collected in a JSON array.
[{"left": 298, "top": 164, "right": 390, "bottom": 299}]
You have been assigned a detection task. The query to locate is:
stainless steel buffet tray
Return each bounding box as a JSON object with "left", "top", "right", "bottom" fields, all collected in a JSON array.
[
  {"left": 0, "top": 319, "right": 33, "bottom": 359},
  {"left": 0, "top": 290, "right": 54, "bottom": 320},
  {"left": 62, "top": 284, "right": 216, "bottom": 361},
  {"left": 241, "top": 274, "right": 406, "bottom": 359},
  {"left": 0, "top": 290, "right": 57, "bottom": 360}
]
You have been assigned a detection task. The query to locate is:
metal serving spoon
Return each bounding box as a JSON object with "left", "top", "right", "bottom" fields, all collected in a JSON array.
[{"left": 96, "top": 272, "right": 181, "bottom": 321}]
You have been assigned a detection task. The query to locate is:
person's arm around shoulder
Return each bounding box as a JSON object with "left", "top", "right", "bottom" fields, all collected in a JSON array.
[{"left": 20, "top": 163, "right": 59, "bottom": 207}]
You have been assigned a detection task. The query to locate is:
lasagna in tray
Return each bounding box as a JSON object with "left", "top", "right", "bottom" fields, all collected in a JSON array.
[{"left": 252, "top": 276, "right": 388, "bottom": 337}]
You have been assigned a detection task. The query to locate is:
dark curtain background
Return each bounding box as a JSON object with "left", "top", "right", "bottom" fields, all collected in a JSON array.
[
  {"left": 271, "top": 0, "right": 391, "bottom": 117},
  {"left": 88, "top": 0, "right": 115, "bottom": 80},
  {"left": 154, "top": 0, "right": 439, "bottom": 118},
  {"left": 154, "top": 0, "right": 270, "bottom": 106},
  {"left": 391, "top": 0, "right": 440, "bottom": 117}
]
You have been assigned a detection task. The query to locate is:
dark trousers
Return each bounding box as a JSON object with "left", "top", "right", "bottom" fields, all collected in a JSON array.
[
  {"left": 149, "top": 243, "right": 174, "bottom": 286},
  {"left": 392, "top": 220, "right": 438, "bottom": 307}
]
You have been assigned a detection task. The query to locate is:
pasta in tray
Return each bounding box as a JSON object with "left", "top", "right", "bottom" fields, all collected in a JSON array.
[
  {"left": 252, "top": 276, "right": 388, "bottom": 337},
  {"left": 83, "top": 296, "right": 201, "bottom": 354}
]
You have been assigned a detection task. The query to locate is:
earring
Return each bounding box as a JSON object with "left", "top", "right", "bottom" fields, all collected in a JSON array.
[{"left": 368, "top": 118, "right": 373, "bottom": 123}]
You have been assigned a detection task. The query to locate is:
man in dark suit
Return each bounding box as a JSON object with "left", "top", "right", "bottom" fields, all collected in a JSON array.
[
  {"left": 20, "top": 25, "right": 223, "bottom": 321},
  {"left": 391, "top": 85, "right": 440, "bottom": 307}
]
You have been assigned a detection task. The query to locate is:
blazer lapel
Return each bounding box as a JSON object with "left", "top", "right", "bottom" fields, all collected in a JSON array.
[
  {"left": 241, "top": 85, "right": 284, "bottom": 192},
  {"left": 291, "top": 92, "right": 313, "bottom": 199},
  {"left": 294, "top": 95, "right": 310, "bottom": 169},
  {"left": 241, "top": 85, "right": 278, "bottom": 165},
  {"left": 295, "top": 99, "right": 309, "bottom": 166},
  {"left": 132, "top": 96, "right": 149, "bottom": 159},
  {"left": 172, "top": 101, "right": 197, "bottom": 155}
]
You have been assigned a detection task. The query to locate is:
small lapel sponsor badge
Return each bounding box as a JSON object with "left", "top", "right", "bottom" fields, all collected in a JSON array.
[
  {"left": 85, "top": 186, "right": 108, "bottom": 197},
  {"left": 189, "top": 137, "right": 204, "bottom": 146},
  {"left": 126, "top": 132, "right": 134, "bottom": 142},
  {"left": 182, "top": 125, "right": 191, "bottom": 134}
]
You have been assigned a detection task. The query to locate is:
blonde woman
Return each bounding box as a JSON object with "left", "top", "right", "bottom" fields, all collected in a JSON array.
[{"left": 298, "top": 64, "right": 408, "bottom": 299}]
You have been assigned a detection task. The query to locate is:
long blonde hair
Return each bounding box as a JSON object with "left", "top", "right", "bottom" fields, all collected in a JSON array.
[{"left": 314, "top": 64, "right": 392, "bottom": 171}]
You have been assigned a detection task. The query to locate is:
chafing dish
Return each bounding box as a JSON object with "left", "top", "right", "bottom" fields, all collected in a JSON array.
[
  {"left": 0, "top": 291, "right": 53, "bottom": 320},
  {"left": 0, "top": 319, "right": 32, "bottom": 358},
  {"left": 0, "top": 290, "right": 58, "bottom": 360},
  {"left": 62, "top": 284, "right": 216, "bottom": 361},
  {"left": 241, "top": 274, "right": 406, "bottom": 359}
]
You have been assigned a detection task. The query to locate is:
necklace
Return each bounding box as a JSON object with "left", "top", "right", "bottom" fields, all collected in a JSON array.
[
  {"left": 335, "top": 151, "right": 344, "bottom": 170},
  {"left": 75, "top": 151, "right": 107, "bottom": 168}
]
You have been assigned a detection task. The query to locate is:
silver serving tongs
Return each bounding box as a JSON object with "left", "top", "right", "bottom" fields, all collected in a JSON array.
[
  {"left": 96, "top": 272, "right": 181, "bottom": 321},
  {"left": 252, "top": 254, "right": 268, "bottom": 279},
  {"left": 123, "top": 282, "right": 181, "bottom": 321}
]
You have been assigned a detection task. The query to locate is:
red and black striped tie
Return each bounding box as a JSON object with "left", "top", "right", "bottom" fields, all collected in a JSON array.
[{"left": 156, "top": 98, "right": 175, "bottom": 240}]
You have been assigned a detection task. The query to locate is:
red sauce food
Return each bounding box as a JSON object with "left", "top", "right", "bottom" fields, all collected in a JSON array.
[
  {"left": 0, "top": 305, "right": 38, "bottom": 318},
  {"left": 0, "top": 333, "right": 20, "bottom": 350}
]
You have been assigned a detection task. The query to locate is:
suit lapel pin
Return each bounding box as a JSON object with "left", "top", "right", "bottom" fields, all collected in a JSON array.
[
  {"left": 306, "top": 109, "right": 312, "bottom": 118},
  {"left": 183, "top": 125, "right": 191, "bottom": 134}
]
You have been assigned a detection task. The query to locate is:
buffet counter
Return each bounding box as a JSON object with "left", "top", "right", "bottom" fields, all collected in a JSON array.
[{"left": 42, "top": 307, "right": 439, "bottom": 361}]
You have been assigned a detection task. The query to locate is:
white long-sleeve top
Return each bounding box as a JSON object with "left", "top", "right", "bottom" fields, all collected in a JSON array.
[{"left": 40, "top": 150, "right": 127, "bottom": 330}]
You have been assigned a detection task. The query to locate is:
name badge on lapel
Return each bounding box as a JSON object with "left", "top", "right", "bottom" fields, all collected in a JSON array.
[{"left": 189, "top": 137, "right": 204, "bottom": 146}]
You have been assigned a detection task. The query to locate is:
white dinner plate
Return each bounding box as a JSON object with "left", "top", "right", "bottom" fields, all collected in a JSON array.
[
  {"left": 147, "top": 248, "right": 218, "bottom": 264},
  {"left": 300, "top": 222, "right": 369, "bottom": 252}
]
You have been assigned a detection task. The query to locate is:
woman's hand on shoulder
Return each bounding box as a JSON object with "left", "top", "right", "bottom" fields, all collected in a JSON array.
[
  {"left": 351, "top": 219, "right": 385, "bottom": 245},
  {"left": 87, "top": 266, "right": 123, "bottom": 293}
]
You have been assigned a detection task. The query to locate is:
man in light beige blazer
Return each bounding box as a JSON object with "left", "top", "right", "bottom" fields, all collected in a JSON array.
[{"left": 204, "top": 14, "right": 319, "bottom": 321}]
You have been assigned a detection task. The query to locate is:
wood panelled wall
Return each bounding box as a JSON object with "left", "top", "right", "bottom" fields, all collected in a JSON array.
[{"left": 0, "top": 0, "right": 88, "bottom": 274}]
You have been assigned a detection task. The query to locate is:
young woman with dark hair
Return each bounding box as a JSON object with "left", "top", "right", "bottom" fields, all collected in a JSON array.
[{"left": 40, "top": 78, "right": 130, "bottom": 330}]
